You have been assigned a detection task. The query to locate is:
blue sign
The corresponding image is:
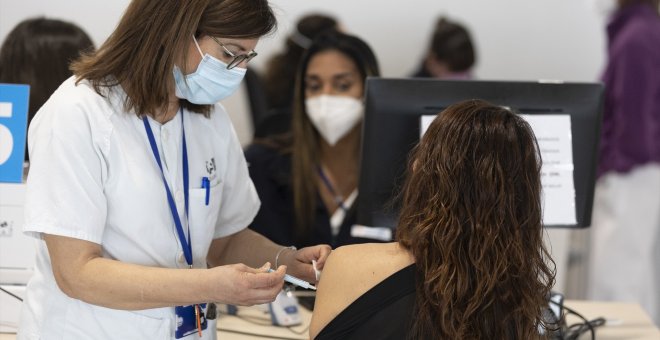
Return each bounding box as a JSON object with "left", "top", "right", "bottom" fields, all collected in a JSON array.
[{"left": 0, "top": 84, "right": 30, "bottom": 183}]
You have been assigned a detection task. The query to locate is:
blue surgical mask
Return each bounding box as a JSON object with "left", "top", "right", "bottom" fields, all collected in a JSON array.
[{"left": 173, "top": 35, "right": 246, "bottom": 105}]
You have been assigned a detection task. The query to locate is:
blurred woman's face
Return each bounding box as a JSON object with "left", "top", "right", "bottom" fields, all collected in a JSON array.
[{"left": 304, "top": 49, "right": 363, "bottom": 100}]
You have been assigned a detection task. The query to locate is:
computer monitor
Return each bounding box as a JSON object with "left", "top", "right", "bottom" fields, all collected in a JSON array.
[{"left": 356, "top": 78, "right": 603, "bottom": 230}]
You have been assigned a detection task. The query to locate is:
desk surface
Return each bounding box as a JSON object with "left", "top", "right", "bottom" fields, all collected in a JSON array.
[
  {"left": 216, "top": 303, "right": 310, "bottom": 340},
  {"left": 563, "top": 300, "right": 660, "bottom": 340},
  {"left": 2, "top": 300, "right": 658, "bottom": 339}
]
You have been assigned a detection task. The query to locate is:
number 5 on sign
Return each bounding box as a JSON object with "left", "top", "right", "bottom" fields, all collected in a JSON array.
[{"left": 0, "top": 84, "right": 29, "bottom": 183}]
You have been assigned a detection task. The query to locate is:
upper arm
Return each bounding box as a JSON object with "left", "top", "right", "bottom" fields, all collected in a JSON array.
[
  {"left": 24, "top": 87, "right": 108, "bottom": 243},
  {"left": 43, "top": 234, "right": 102, "bottom": 297},
  {"left": 309, "top": 246, "right": 362, "bottom": 339}
]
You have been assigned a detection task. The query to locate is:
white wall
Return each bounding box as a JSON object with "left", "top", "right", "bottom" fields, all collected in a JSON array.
[
  {"left": 258, "top": 0, "right": 607, "bottom": 82},
  {"left": 1, "top": 0, "right": 610, "bottom": 293},
  {"left": 0, "top": 0, "right": 129, "bottom": 48},
  {"left": 1, "top": 0, "right": 609, "bottom": 139},
  {"left": 0, "top": 0, "right": 604, "bottom": 93}
]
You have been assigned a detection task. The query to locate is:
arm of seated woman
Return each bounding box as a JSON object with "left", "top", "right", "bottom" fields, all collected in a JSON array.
[{"left": 309, "top": 242, "right": 413, "bottom": 339}]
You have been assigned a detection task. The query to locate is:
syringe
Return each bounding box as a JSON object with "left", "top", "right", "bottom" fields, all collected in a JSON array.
[{"left": 268, "top": 269, "right": 317, "bottom": 290}]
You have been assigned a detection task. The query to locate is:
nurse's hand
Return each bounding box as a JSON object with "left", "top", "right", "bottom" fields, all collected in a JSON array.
[
  {"left": 209, "top": 262, "right": 285, "bottom": 306},
  {"left": 279, "top": 245, "right": 332, "bottom": 284}
]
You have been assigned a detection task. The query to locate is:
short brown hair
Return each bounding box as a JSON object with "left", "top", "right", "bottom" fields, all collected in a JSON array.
[
  {"left": 429, "top": 17, "right": 475, "bottom": 72},
  {"left": 72, "top": 0, "right": 276, "bottom": 117}
]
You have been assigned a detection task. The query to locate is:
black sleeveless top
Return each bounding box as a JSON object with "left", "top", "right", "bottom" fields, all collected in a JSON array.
[{"left": 315, "top": 264, "right": 417, "bottom": 340}]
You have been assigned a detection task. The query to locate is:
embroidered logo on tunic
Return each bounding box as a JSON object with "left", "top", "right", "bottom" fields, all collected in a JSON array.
[{"left": 206, "top": 158, "right": 216, "bottom": 176}]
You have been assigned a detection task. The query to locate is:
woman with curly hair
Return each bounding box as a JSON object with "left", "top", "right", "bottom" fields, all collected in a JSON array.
[{"left": 310, "top": 99, "right": 556, "bottom": 339}]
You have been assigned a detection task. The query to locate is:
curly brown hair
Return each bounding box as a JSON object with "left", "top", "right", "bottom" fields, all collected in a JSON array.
[{"left": 396, "top": 99, "right": 556, "bottom": 339}]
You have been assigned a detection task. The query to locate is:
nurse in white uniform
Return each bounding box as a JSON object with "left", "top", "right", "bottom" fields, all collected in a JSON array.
[{"left": 18, "top": 1, "right": 331, "bottom": 339}]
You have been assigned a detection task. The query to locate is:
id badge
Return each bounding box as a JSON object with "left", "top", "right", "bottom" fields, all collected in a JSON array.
[{"left": 175, "top": 304, "right": 208, "bottom": 339}]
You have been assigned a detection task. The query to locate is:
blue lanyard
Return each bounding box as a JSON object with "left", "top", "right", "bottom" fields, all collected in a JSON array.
[
  {"left": 317, "top": 166, "right": 347, "bottom": 212},
  {"left": 143, "top": 108, "right": 193, "bottom": 267}
]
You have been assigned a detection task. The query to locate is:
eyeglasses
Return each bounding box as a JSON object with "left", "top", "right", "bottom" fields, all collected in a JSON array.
[{"left": 210, "top": 36, "right": 258, "bottom": 70}]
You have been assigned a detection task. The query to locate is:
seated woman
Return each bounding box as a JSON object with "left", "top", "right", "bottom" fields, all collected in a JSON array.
[
  {"left": 310, "top": 99, "right": 556, "bottom": 339},
  {"left": 246, "top": 31, "right": 381, "bottom": 248}
]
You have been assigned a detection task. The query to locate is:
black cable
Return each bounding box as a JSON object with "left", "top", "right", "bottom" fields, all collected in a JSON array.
[
  {"left": 561, "top": 303, "right": 597, "bottom": 340},
  {"left": 548, "top": 299, "right": 606, "bottom": 340},
  {"left": 540, "top": 299, "right": 564, "bottom": 337},
  {"left": 0, "top": 286, "right": 23, "bottom": 302},
  {"left": 565, "top": 315, "right": 605, "bottom": 340},
  {"left": 286, "top": 321, "right": 310, "bottom": 336},
  {"left": 545, "top": 298, "right": 568, "bottom": 339}
]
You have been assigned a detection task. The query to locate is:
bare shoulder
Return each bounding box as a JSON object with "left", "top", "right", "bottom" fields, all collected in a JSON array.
[
  {"left": 309, "top": 242, "right": 413, "bottom": 339},
  {"left": 324, "top": 243, "right": 389, "bottom": 268},
  {"left": 318, "top": 243, "right": 411, "bottom": 295}
]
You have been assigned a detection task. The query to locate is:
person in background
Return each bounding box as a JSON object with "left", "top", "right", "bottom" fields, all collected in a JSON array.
[
  {"left": 0, "top": 17, "right": 94, "bottom": 161},
  {"left": 411, "top": 16, "right": 476, "bottom": 80},
  {"left": 309, "top": 99, "right": 556, "bottom": 339},
  {"left": 263, "top": 14, "right": 339, "bottom": 112},
  {"left": 246, "top": 31, "right": 380, "bottom": 249},
  {"left": 19, "top": 1, "right": 330, "bottom": 339},
  {"left": 252, "top": 14, "right": 340, "bottom": 138},
  {"left": 588, "top": 0, "right": 660, "bottom": 326}
]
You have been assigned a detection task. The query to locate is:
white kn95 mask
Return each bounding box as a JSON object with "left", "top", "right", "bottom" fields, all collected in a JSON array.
[{"left": 305, "top": 95, "right": 364, "bottom": 146}]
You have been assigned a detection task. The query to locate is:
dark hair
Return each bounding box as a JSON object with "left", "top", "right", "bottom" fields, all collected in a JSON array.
[
  {"left": 290, "top": 31, "right": 380, "bottom": 243},
  {"left": 396, "top": 100, "right": 555, "bottom": 339},
  {"left": 0, "top": 17, "right": 94, "bottom": 160},
  {"left": 71, "top": 0, "right": 276, "bottom": 117},
  {"left": 263, "top": 14, "right": 338, "bottom": 110},
  {"left": 429, "top": 17, "right": 476, "bottom": 72}
]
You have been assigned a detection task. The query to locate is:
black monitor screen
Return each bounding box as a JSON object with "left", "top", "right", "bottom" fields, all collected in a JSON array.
[{"left": 357, "top": 78, "right": 603, "bottom": 230}]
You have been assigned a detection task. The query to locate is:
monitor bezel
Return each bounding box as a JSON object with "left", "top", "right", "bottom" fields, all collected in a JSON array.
[{"left": 357, "top": 77, "right": 604, "bottom": 230}]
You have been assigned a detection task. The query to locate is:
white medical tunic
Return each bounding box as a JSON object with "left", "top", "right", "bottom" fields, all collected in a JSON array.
[{"left": 18, "top": 77, "right": 260, "bottom": 339}]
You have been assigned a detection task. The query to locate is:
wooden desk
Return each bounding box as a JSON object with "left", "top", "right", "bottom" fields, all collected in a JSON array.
[
  {"left": 215, "top": 300, "right": 660, "bottom": 340},
  {"left": 564, "top": 300, "right": 660, "bottom": 340},
  {"left": 2, "top": 300, "right": 658, "bottom": 339},
  {"left": 216, "top": 304, "right": 310, "bottom": 340}
]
